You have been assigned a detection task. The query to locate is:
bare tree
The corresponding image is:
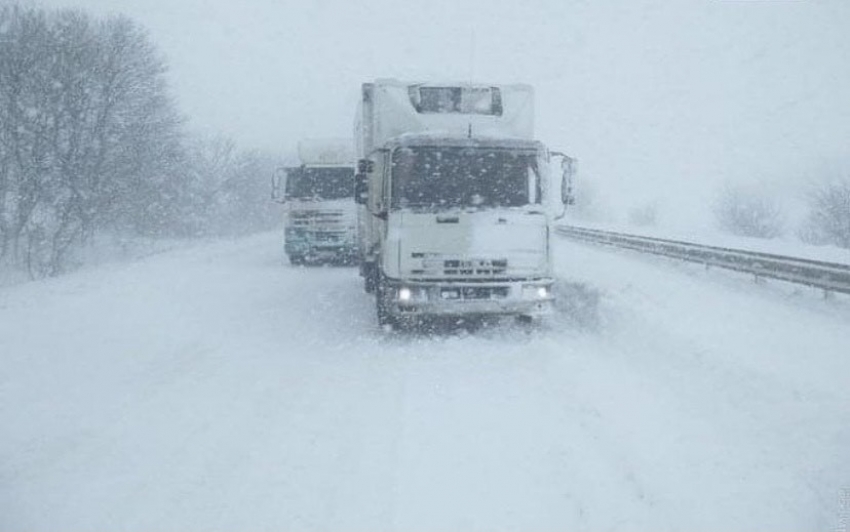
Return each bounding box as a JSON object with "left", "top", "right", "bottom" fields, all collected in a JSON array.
[
  {"left": 0, "top": 4, "right": 185, "bottom": 276},
  {"left": 183, "top": 135, "right": 279, "bottom": 237},
  {"left": 2, "top": 4, "right": 277, "bottom": 279},
  {"left": 220, "top": 149, "right": 280, "bottom": 235},
  {"left": 0, "top": 5, "right": 54, "bottom": 263},
  {"left": 713, "top": 183, "right": 784, "bottom": 239},
  {"left": 800, "top": 176, "right": 850, "bottom": 249}
]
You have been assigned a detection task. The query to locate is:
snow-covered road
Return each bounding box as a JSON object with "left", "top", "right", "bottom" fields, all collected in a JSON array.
[{"left": 2, "top": 232, "right": 849, "bottom": 531}]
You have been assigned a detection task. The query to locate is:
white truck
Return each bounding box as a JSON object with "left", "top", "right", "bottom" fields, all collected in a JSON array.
[
  {"left": 271, "top": 139, "right": 357, "bottom": 265},
  {"left": 354, "top": 79, "right": 575, "bottom": 327}
]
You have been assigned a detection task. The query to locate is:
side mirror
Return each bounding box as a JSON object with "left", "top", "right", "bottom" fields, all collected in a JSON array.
[
  {"left": 561, "top": 174, "right": 575, "bottom": 206},
  {"left": 552, "top": 152, "right": 577, "bottom": 206},
  {"left": 271, "top": 167, "right": 287, "bottom": 203},
  {"left": 550, "top": 152, "right": 577, "bottom": 219},
  {"left": 354, "top": 173, "right": 368, "bottom": 205}
]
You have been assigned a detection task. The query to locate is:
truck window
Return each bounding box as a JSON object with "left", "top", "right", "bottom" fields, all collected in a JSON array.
[
  {"left": 409, "top": 86, "right": 503, "bottom": 115},
  {"left": 285, "top": 167, "right": 354, "bottom": 200},
  {"left": 390, "top": 147, "right": 541, "bottom": 210}
]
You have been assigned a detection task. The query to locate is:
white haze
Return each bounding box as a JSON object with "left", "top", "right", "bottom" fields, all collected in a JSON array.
[{"left": 35, "top": 0, "right": 850, "bottom": 229}]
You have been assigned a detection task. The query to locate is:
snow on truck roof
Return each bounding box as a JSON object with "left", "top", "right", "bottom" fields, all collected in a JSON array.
[
  {"left": 357, "top": 80, "right": 535, "bottom": 158},
  {"left": 297, "top": 138, "right": 354, "bottom": 166},
  {"left": 385, "top": 134, "right": 544, "bottom": 151},
  {"left": 373, "top": 78, "right": 531, "bottom": 91}
]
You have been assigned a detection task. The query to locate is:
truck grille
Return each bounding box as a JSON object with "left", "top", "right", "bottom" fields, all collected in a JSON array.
[
  {"left": 290, "top": 210, "right": 347, "bottom": 230},
  {"left": 416, "top": 256, "right": 508, "bottom": 277},
  {"left": 439, "top": 286, "right": 510, "bottom": 300}
]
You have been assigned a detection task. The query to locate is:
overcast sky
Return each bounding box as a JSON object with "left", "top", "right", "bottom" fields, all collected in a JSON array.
[{"left": 30, "top": 0, "right": 850, "bottom": 228}]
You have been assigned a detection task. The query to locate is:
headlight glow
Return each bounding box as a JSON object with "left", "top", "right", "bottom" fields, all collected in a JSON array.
[
  {"left": 523, "top": 285, "right": 551, "bottom": 300},
  {"left": 398, "top": 287, "right": 412, "bottom": 301}
]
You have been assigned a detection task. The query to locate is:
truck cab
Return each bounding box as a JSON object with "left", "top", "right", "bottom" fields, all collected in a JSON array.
[{"left": 271, "top": 139, "right": 357, "bottom": 265}]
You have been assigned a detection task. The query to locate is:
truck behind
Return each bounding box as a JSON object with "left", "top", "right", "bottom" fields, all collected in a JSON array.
[{"left": 271, "top": 139, "right": 357, "bottom": 265}]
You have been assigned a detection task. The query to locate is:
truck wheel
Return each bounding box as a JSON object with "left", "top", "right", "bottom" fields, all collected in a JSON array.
[
  {"left": 363, "top": 263, "right": 376, "bottom": 293},
  {"left": 375, "top": 279, "right": 397, "bottom": 329},
  {"left": 288, "top": 254, "right": 304, "bottom": 266}
]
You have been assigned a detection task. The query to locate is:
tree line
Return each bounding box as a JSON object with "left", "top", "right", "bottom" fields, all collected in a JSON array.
[
  {"left": 712, "top": 177, "right": 850, "bottom": 247},
  {"left": 1, "top": 4, "right": 278, "bottom": 279}
]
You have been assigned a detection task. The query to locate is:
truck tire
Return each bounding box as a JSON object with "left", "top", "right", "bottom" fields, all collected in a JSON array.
[
  {"left": 288, "top": 254, "right": 304, "bottom": 266},
  {"left": 375, "top": 278, "right": 397, "bottom": 329},
  {"left": 363, "top": 263, "right": 376, "bottom": 293}
]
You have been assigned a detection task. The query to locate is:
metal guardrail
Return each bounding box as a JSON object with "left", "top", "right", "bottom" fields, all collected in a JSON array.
[{"left": 556, "top": 225, "right": 850, "bottom": 296}]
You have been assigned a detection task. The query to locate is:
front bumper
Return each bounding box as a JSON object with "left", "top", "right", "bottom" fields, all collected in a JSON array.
[
  {"left": 381, "top": 278, "right": 554, "bottom": 318},
  {"left": 285, "top": 228, "right": 356, "bottom": 258}
]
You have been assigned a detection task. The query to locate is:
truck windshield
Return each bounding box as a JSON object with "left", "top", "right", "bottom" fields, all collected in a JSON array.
[
  {"left": 391, "top": 147, "right": 541, "bottom": 210},
  {"left": 285, "top": 167, "right": 353, "bottom": 200}
]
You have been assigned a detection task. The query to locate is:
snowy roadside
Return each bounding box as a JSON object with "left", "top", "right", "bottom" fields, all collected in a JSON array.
[
  {"left": 553, "top": 238, "right": 850, "bottom": 531},
  {"left": 0, "top": 234, "right": 212, "bottom": 289},
  {"left": 562, "top": 218, "right": 850, "bottom": 266}
]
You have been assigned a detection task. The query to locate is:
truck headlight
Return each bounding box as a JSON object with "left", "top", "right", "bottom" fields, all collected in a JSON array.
[
  {"left": 522, "top": 285, "right": 550, "bottom": 299},
  {"left": 397, "top": 287, "right": 428, "bottom": 302}
]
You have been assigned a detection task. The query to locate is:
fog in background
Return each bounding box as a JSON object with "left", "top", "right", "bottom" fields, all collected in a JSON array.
[{"left": 34, "top": 0, "right": 850, "bottom": 230}]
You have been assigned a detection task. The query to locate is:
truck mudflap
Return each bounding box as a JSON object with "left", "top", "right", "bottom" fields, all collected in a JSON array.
[{"left": 379, "top": 277, "right": 554, "bottom": 318}]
